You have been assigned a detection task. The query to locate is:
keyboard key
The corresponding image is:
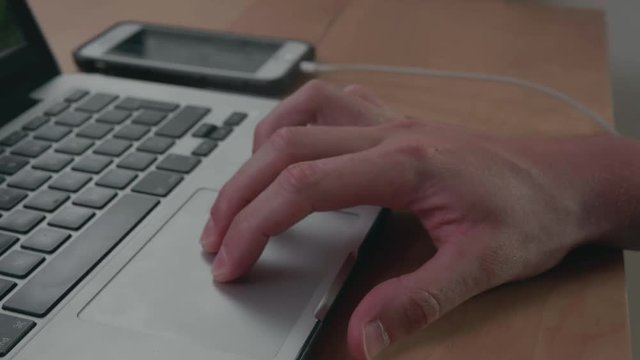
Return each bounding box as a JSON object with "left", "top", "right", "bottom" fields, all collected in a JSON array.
[
  {"left": 114, "top": 124, "right": 150, "bottom": 141},
  {"left": 132, "top": 110, "right": 166, "bottom": 126},
  {"left": 0, "top": 233, "right": 18, "bottom": 256},
  {"left": 192, "top": 123, "right": 217, "bottom": 138},
  {"left": 3, "top": 194, "right": 159, "bottom": 317},
  {"left": 76, "top": 123, "right": 113, "bottom": 139},
  {"left": 192, "top": 140, "right": 217, "bottom": 157},
  {"left": 7, "top": 170, "right": 51, "bottom": 191},
  {"left": 49, "top": 172, "right": 91, "bottom": 193},
  {"left": 32, "top": 153, "right": 74, "bottom": 172},
  {"left": 157, "top": 154, "right": 201, "bottom": 174},
  {"left": 116, "top": 97, "right": 178, "bottom": 112},
  {"left": 208, "top": 126, "right": 233, "bottom": 141},
  {"left": 0, "top": 188, "right": 27, "bottom": 210},
  {"left": 0, "top": 313, "right": 35, "bottom": 356},
  {"left": 73, "top": 187, "right": 116, "bottom": 209},
  {"left": 64, "top": 89, "right": 89, "bottom": 103},
  {"left": 22, "top": 228, "right": 70, "bottom": 254},
  {"left": 0, "top": 210, "right": 45, "bottom": 234},
  {"left": 10, "top": 139, "right": 51, "bottom": 158},
  {"left": 132, "top": 170, "right": 183, "bottom": 197},
  {"left": 141, "top": 99, "right": 179, "bottom": 112},
  {"left": 44, "top": 102, "right": 69, "bottom": 116},
  {"left": 137, "top": 136, "right": 174, "bottom": 154},
  {"left": 96, "top": 169, "right": 137, "bottom": 189},
  {"left": 72, "top": 155, "right": 112, "bottom": 174},
  {"left": 93, "top": 139, "right": 131, "bottom": 157},
  {"left": 54, "top": 111, "right": 91, "bottom": 127},
  {"left": 55, "top": 137, "right": 94, "bottom": 155},
  {"left": 24, "top": 190, "right": 69, "bottom": 212},
  {"left": 22, "top": 116, "right": 49, "bottom": 131},
  {"left": 223, "top": 111, "right": 248, "bottom": 126},
  {"left": 34, "top": 124, "right": 71, "bottom": 142},
  {"left": 0, "top": 155, "right": 29, "bottom": 175},
  {"left": 76, "top": 93, "right": 117, "bottom": 113},
  {"left": 0, "top": 130, "right": 27, "bottom": 147},
  {"left": 114, "top": 97, "right": 139, "bottom": 111},
  {"left": 117, "top": 152, "right": 156, "bottom": 171},
  {"left": 0, "top": 279, "right": 16, "bottom": 300},
  {"left": 0, "top": 251, "right": 44, "bottom": 278},
  {"left": 96, "top": 109, "right": 131, "bottom": 124},
  {"left": 156, "top": 106, "right": 209, "bottom": 138},
  {"left": 49, "top": 206, "right": 95, "bottom": 230}
]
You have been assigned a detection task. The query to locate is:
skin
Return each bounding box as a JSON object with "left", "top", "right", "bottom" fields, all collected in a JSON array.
[{"left": 200, "top": 80, "right": 640, "bottom": 359}]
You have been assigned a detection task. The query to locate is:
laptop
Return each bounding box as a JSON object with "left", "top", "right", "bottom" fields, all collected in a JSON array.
[
  {"left": 0, "top": 1, "right": 380, "bottom": 359},
  {"left": 606, "top": 0, "right": 640, "bottom": 358}
]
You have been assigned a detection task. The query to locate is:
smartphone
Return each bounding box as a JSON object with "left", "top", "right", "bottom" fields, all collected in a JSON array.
[{"left": 74, "top": 22, "right": 315, "bottom": 95}]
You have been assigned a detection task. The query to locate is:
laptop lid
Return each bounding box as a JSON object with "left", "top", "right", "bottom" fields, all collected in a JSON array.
[{"left": 0, "top": 0, "right": 58, "bottom": 123}]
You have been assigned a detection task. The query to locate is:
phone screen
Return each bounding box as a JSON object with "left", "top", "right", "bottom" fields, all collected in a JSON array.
[{"left": 107, "top": 28, "right": 282, "bottom": 74}]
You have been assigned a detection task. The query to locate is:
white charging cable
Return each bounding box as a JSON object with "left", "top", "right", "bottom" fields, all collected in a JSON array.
[{"left": 299, "top": 61, "right": 618, "bottom": 135}]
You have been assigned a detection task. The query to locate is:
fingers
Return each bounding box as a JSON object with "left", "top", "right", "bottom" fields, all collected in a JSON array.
[
  {"left": 252, "top": 80, "right": 392, "bottom": 152},
  {"left": 201, "top": 125, "right": 385, "bottom": 253},
  {"left": 347, "top": 245, "right": 489, "bottom": 359},
  {"left": 344, "top": 84, "right": 386, "bottom": 107},
  {"left": 212, "top": 146, "right": 419, "bottom": 282}
]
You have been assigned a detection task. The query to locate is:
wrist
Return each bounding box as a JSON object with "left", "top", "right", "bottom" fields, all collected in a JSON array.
[{"left": 508, "top": 133, "right": 640, "bottom": 249}]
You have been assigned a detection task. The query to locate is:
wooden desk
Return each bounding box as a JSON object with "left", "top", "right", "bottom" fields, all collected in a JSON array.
[{"left": 28, "top": 0, "right": 629, "bottom": 358}]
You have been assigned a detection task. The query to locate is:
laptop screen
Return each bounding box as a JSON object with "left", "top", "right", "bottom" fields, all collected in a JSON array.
[
  {"left": 0, "top": 0, "right": 58, "bottom": 123},
  {"left": 0, "top": 2, "right": 26, "bottom": 57}
]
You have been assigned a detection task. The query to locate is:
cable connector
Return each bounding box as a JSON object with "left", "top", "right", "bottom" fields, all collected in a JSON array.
[{"left": 299, "top": 61, "right": 320, "bottom": 74}]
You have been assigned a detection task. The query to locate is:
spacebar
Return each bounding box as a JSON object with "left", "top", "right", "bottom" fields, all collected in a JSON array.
[{"left": 3, "top": 194, "right": 159, "bottom": 317}]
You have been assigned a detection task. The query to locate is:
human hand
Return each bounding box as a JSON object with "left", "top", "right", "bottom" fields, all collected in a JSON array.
[{"left": 200, "top": 80, "right": 623, "bottom": 359}]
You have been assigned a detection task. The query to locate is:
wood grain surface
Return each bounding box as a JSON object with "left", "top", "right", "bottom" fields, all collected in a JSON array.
[{"left": 27, "top": 0, "right": 629, "bottom": 358}]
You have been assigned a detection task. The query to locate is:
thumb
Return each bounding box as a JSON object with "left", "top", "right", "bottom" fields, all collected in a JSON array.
[{"left": 347, "top": 246, "right": 490, "bottom": 359}]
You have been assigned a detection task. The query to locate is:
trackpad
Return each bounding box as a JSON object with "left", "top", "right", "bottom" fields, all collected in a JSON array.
[{"left": 79, "top": 189, "right": 359, "bottom": 359}]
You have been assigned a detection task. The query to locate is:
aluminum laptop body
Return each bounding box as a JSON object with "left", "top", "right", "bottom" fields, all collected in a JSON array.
[
  {"left": 0, "top": 2, "right": 379, "bottom": 359},
  {"left": 607, "top": 0, "right": 640, "bottom": 358}
]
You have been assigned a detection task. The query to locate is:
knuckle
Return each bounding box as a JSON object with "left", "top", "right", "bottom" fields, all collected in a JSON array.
[
  {"left": 278, "top": 161, "right": 321, "bottom": 194},
  {"left": 231, "top": 209, "right": 254, "bottom": 236},
  {"left": 299, "top": 79, "right": 331, "bottom": 100},
  {"left": 269, "top": 126, "right": 299, "bottom": 154},
  {"left": 374, "top": 140, "right": 436, "bottom": 206},
  {"left": 397, "top": 277, "right": 442, "bottom": 330},
  {"left": 211, "top": 185, "right": 231, "bottom": 218},
  {"left": 387, "top": 118, "right": 424, "bottom": 131},
  {"left": 254, "top": 120, "right": 271, "bottom": 145},
  {"left": 384, "top": 134, "right": 444, "bottom": 167},
  {"left": 343, "top": 83, "right": 369, "bottom": 96},
  {"left": 293, "top": 80, "right": 333, "bottom": 108},
  {"left": 212, "top": 182, "right": 252, "bottom": 219},
  {"left": 388, "top": 140, "right": 433, "bottom": 174},
  {"left": 391, "top": 140, "right": 430, "bottom": 160}
]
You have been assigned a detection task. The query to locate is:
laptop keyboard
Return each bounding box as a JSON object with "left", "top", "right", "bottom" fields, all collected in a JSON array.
[{"left": 0, "top": 90, "right": 247, "bottom": 356}]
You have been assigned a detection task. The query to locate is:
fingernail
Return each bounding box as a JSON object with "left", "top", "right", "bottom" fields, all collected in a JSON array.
[
  {"left": 363, "top": 320, "right": 390, "bottom": 359},
  {"left": 212, "top": 247, "right": 229, "bottom": 280},
  {"left": 200, "top": 218, "right": 215, "bottom": 246}
]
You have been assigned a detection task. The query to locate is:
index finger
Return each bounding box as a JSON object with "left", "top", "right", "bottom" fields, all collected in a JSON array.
[
  {"left": 213, "top": 144, "right": 419, "bottom": 282},
  {"left": 202, "top": 125, "right": 384, "bottom": 254},
  {"left": 253, "top": 80, "right": 388, "bottom": 152}
]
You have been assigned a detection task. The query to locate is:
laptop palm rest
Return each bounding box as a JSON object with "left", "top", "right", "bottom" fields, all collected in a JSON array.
[{"left": 78, "top": 188, "right": 359, "bottom": 359}]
